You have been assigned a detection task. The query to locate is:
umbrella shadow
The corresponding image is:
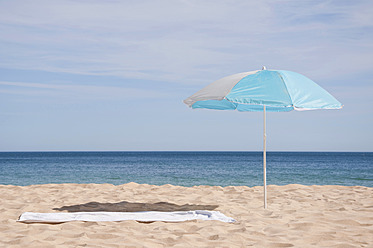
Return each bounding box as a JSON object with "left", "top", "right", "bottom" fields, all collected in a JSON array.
[{"left": 53, "top": 201, "right": 219, "bottom": 212}]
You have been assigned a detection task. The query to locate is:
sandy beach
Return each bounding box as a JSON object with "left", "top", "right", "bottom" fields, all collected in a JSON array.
[{"left": 0, "top": 183, "right": 372, "bottom": 247}]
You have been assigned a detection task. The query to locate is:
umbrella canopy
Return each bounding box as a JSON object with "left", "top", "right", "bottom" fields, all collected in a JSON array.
[
  {"left": 184, "top": 67, "right": 342, "bottom": 208},
  {"left": 184, "top": 68, "right": 342, "bottom": 111}
]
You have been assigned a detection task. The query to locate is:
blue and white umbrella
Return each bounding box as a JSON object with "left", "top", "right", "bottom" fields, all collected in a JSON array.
[{"left": 184, "top": 67, "right": 342, "bottom": 208}]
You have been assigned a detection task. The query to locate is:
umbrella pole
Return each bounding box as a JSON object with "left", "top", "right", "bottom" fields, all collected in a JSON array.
[{"left": 263, "top": 105, "right": 267, "bottom": 209}]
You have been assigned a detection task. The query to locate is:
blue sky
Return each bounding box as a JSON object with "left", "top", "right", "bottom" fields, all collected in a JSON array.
[{"left": 0, "top": 0, "right": 372, "bottom": 151}]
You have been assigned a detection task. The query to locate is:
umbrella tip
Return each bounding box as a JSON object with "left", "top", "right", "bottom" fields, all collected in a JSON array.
[{"left": 262, "top": 66, "right": 267, "bottom": 70}]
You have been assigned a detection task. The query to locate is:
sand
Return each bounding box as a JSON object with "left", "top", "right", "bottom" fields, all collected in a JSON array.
[{"left": 0, "top": 183, "right": 372, "bottom": 247}]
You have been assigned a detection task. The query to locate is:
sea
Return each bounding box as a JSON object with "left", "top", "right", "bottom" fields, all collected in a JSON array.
[{"left": 0, "top": 152, "right": 372, "bottom": 187}]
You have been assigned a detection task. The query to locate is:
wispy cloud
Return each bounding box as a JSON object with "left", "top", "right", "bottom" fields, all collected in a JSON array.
[
  {"left": 0, "top": 0, "right": 372, "bottom": 85},
  {"left": 0, "top": 81, "right": 165, "bottom": 99}
]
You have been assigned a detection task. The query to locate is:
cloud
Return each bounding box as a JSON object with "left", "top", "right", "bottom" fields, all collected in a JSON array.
[
  {"left": 0, "top": 0, "right": 372, "bottom": 85},
  {"left": 0, "top": 81, "right": 165, "bottom": 99}
]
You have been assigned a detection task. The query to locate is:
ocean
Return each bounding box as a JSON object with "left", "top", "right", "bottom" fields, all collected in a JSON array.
[{"left": 0, "top": 152, "right": 372, "bottom": 187}]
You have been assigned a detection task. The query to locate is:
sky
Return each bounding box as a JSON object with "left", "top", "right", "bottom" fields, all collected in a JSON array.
[{"left": 0, "top": 0, "right": 372, "bottom": 152}]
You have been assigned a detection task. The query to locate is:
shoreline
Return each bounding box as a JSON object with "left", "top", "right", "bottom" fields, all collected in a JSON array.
[
  {"left": 1, "top": 183, "right": 372, "bottom": 247},
  {"left": 1, "top": 182, "right": 372, "bottom": 189}
]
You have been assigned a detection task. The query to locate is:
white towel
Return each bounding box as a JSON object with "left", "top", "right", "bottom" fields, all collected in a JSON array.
[{"left": 18, "top": 210, "right": 235, "bottom": 223}]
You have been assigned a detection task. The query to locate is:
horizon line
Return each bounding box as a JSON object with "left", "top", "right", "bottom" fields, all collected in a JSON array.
[{"left": 0, "top": 150, "right": 372, "bottom": 153}]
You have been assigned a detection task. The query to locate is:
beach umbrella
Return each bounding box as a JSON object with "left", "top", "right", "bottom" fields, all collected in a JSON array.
[{"left": 183, "top": 67, "right": 342, "bottom": 209}]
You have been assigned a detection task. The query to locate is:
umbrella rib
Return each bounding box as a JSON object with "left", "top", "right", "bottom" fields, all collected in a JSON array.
[{"left": 275, "top": 71, "right": 294, "bottom": 108}]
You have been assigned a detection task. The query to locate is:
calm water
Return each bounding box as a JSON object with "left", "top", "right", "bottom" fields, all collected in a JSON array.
[{"left": 0, "top": 152, "right": 372, "bottom": 187}]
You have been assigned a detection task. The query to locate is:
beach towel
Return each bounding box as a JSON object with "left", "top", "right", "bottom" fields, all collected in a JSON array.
[{"left": 18, "top": 210, "right": 235, "bottom": 223}]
